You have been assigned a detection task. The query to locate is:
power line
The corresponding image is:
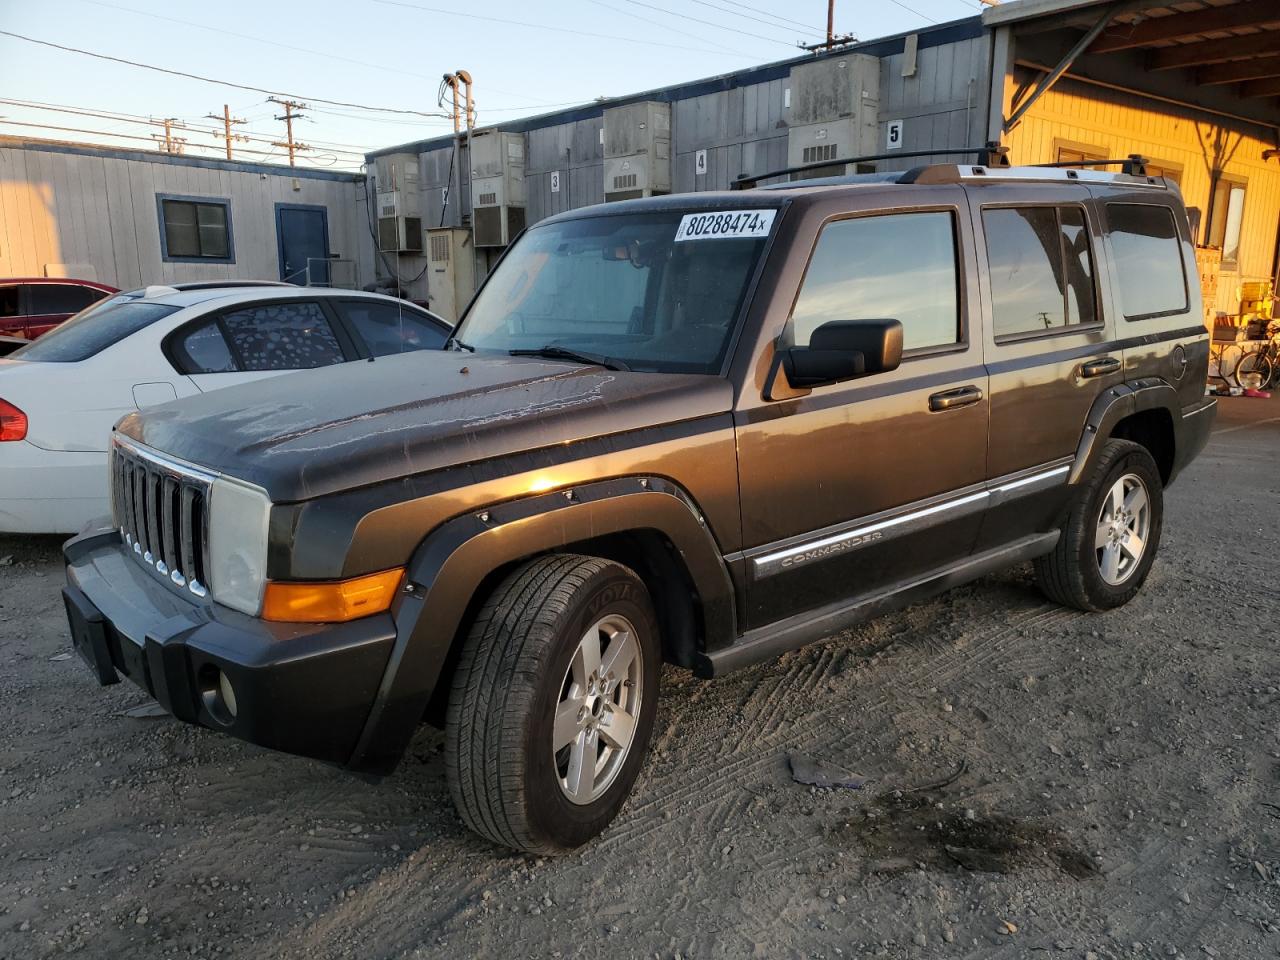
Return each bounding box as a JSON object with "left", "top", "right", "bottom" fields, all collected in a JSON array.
[
  {"left": 583, "top": 0, "right": 751, "bottom": 56},
  {"left": 370, "top": 0, "right": 761, "bottom": 56},
  {"left": 610, "top": 0, "right": 797, "bottom": 46},
  {"left": 0, "top": 29, "right": 453, "bottom": 119},
  {"left": 681, "top": 0, "right": 824, "bottom": 38},
  {"left": 885, "top": 0, "right": 941, "bottom": 25},
  {"left": 708, "top": 0, "right": 826, "bottom": 33},
  {"left": 70, "top": 0, "right": 572, "bottom": 110},
  {"left": 0, "top": 98, "right": 373, "bottom": 156}
]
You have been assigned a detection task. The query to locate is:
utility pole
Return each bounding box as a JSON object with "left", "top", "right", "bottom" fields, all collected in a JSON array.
[
  {"left": 799, "top": 0, "right": 855, "bottom": 52},
  {"left": 206, "top": 104, "right": 246, "bottom": 161},
  {"left": 268, "top": 97, "right": 310, "bottom": 166},
  {"left": 151, "top": 117, "right": 187, "bottom": 154}
]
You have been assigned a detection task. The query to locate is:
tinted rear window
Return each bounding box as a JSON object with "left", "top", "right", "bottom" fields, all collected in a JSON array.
[
  {"left": 10, "top": 301, "right": 179, "bottom": 362},
  {"left": 1106, "top": 204, "right": 1188, "bottom": 320}
]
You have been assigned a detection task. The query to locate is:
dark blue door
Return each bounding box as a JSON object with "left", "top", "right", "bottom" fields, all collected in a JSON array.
[{"left": 276, "top": 204, "right": 330, "bottom": 285}]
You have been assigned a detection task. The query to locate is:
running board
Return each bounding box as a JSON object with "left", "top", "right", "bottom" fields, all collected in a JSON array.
[{"left": 698, "top": 532, "right": 1060, "bottom": 677}]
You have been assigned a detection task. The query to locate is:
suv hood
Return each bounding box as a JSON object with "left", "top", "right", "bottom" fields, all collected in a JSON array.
[{"left": 117, "top": 350, "right": 733, "bottom": 502}]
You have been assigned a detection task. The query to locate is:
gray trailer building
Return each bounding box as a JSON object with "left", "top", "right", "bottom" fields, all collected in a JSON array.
[{"left": 366, "top": 0, "right": 1280, "bottom": 324}]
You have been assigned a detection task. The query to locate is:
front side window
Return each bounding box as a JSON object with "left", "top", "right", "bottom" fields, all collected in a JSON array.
[
  {"left": 0, "top": 286, "right": 18, "bottom": 318},
  {"left": 983, "top": 206, "right": 1098, "bottom": 339},
  {"left": 159, "top": 196, "right": 233, "bottom": 261},
  {"left": 9, "top": 301, "right": 179, "bottom": 362},
  {"left": 220, "top": 301, "right": 344, "bottom": 371},
  {"left": 338, "top": 301, "right": 448, "bottom": 357},
  {"left": 1208, "top": 177, "right": 1246, "bottom": 270},
  {"left": 28, "top": 284, "right": 106, "bottom": 316},
  {"left": 457, "top": 209, "right": 775, "bottom": 374},
  {"left": 789, "top": 211, "right": 960, "bottom": 352},
  {"left": 1107, "top": 203, "right": 1189, "bottom": 320}
]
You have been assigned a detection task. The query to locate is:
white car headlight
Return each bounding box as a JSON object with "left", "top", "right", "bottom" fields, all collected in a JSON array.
[{"left": 207, "top": 476, "right": 272, "bottom": 616}]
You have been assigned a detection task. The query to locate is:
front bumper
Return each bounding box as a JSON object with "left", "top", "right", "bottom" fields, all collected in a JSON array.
[{"left": 64, "top": 528, "right": 397, "bottom": 769}]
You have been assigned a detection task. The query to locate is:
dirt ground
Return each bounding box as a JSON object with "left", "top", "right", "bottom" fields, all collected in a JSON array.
[{"left": 1, "top": 396, "right": 1278, "bottom": 960}]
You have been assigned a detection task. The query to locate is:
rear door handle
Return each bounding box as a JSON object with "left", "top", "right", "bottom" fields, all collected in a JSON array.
[
  {"left": 928, "top": 385, "right": 984, "bottom": 412},
  {"left": 1080, "top": 356, "right": 1122, "bottom": 379}
]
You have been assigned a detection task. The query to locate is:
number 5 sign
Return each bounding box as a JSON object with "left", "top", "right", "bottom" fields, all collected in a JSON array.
[{"left": 886, "top": 119, "right": 904, "bottom": 151}]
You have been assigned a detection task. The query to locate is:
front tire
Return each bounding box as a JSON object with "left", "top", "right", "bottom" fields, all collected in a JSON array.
[
  {"left": 1034, "top": 439, "right": 1164, "bottom": 612},
  {"left": 444, "top": 554, "right": 661, "bottom": 854}
]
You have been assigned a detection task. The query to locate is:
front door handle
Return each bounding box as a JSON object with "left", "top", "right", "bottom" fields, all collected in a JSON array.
[
  {"left": 928, "top": 385, "right": 984, "bottom": 412},
  {"left": 1080, "top": 356, "right": 1122, "bottom": 379}
]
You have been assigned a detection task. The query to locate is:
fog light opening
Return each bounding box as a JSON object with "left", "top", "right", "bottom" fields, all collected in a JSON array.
[{"left": 198, "top": 664, "right": 238, "bottom": 726}]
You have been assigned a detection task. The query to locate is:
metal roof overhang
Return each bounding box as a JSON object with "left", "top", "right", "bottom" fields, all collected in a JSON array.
[{"left": 985, "top": 0, "right": 1280, "bottom": 136}]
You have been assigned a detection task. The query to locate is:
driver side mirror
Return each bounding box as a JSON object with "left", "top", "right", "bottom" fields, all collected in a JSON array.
[{"left": 777, "top": 319, "right": 903, "bottom": 391}]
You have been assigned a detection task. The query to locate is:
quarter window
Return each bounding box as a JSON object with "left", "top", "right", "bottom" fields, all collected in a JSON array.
[
  {"left": 220, "top": 301, "right": 345, "bottom": 371},
  {"left": 983, "top": 206, "right": 1098, "bottom": 339},
  {"left": 790, "top": 211, "right": 960, "bottom": 352},
  {"left": 158, "top": 196, "right": 233, "bottom": 261},
  {"left": 1106, "top": 203, "right": 1189, "bottom": 320},
  {"left": 178, "top": 320, "right": 237, "bottom": 373}
]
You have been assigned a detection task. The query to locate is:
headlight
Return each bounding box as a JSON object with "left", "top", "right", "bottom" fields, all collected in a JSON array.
[{"left": 207, "top": 476, "right": 272, "bottom": 616}]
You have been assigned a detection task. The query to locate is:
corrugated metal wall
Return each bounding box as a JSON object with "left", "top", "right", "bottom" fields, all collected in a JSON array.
[
  {"left": 0, "top": 143, "right": 371, "bottom": 289},
  {"left": 1004, "top": 76, "right": 1280, "bottom": 314}
]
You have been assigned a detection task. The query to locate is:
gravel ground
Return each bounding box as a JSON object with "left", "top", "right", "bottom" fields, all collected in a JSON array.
[{"left": 1, "top": 395, "right": 1278, "bottom": 960}]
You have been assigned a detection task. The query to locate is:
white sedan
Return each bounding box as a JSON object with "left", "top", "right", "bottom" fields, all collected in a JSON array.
[{"left": 0, "top": 284, "right": 451, "bottom": 534}]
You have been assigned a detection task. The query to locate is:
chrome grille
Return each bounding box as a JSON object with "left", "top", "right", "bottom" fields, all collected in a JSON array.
[{"left": 110, "top": 437, "right": 214, "bottom": 599}]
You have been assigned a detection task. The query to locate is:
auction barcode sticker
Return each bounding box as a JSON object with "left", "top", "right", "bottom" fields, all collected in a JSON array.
[{"left": 674, "top": 209, "right": 776, "bottom": 242}]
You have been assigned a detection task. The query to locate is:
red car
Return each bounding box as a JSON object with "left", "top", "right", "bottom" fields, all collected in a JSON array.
[{"left": 0, "top": 278, "right": 118, "bottom": 343}]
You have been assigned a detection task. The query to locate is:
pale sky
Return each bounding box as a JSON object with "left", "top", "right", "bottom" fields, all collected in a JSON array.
[{"left": 0, "top": 0, "right": 981, "bottom": 171}]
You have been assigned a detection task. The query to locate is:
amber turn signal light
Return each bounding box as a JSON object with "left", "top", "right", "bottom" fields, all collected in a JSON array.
[{"left": 261, "top": 568, "right": 404, "bottom": 623}]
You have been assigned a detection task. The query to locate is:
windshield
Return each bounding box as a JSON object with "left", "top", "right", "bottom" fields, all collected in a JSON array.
[
  {"left": 457, "top": 209, "right": 776, "bottom": 374},
  {"left": 11, "top": 300, "right": 179, "bottom": 362}
]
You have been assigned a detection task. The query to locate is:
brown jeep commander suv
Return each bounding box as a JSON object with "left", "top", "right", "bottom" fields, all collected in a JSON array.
[{"left": 63, "top": 156, "right": 1214, "bottom": 854}]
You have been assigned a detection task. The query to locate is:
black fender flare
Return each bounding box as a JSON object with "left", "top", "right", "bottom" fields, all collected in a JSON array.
[
  {"left": 345, "top": 476, "right": 735, "bottom": 775},
  {"left": 1069, "top": 378, "right": 1180, "bottom": 486}
]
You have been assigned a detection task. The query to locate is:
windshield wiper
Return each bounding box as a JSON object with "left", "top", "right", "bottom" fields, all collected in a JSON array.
[
  {"left": 446, "top": 336, "right": 475, "bottom": 352},
  {"left": 509, "top": 346, "right": 631, "bottom": 371}
]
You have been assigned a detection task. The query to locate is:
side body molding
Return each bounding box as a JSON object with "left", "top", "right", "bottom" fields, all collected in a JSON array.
[
  {"left": 346, "top": 476, "right": 735, "bottom": 775},
  {"left": 1069, "top": 379, "right": 1180, "bottom": 486}
]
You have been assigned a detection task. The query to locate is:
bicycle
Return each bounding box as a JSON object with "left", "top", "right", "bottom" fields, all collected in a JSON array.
[{"left": 1234, "top": 329, "right": 1280, "bottom": 390}]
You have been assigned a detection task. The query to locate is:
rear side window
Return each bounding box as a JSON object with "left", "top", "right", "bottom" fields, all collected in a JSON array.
[
  {"left": 9, "top": 302, "right": 179, "bottom": 362},
  {"left": 983, "top": 206, "right": 1097, "bottom": 339},
  {"left": 0, "top": 287, "right": 19, "bottom": 317},
  {"left": 338, "top": 300, "right": 448, "bottom": 357},
  {"left": 29, "top": 284, "right": 106, "bottom": 315},
  {"left": 1107, "top": 204, "right": 1188, "bottom": 320},
  {"left": 178, "top": 320, "right": 237, "bottom": 373},
  {"left": 790, "top": 211, "right": 960, "bottom": 352},
  {"left": 220, "top": 301, "right": 345, "bottom": 371}
]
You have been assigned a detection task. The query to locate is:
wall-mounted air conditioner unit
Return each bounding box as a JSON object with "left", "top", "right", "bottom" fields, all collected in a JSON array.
[
  {"left": 786, "top": 55, "right": 880, "bottom": 179},
  {"left": 469, "top": 130, "right": 526, "bottom": 247},
  {"left": 603, "top": 101, "right": 670, "bottom": 202},
  {"left": 374, "top": 153, "right": 424, "bottom": 253}
]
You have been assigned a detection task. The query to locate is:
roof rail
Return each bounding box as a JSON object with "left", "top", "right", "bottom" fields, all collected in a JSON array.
[
  {"left": 1031, "top": 154, "right": 1150, "bottom": 176},
  {"left": 730, "top": 141, "right": 1010, "bottom": 189}
]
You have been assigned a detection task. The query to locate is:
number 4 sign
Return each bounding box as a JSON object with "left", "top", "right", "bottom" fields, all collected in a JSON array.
[{"left": 886, "top": 119, "right": 904, "bottom": 151}]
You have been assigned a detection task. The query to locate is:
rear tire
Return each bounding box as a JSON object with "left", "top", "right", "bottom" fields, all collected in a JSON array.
[
  {"left": 1235, "top": 351, "right": 1274, "bottom": 391},
  {"left": 1034, "top": 439, "right": 1163, "bottom": 612},
  {"left": 444, "top": 554, "right": 661, "bottom": 855}
]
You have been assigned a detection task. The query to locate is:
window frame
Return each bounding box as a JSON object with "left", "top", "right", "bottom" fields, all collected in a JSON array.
[
  {"left": 980, "top": 201, "right": 1103, "bottom": 346},
  {"left": 1104, "top": 201, "right": 1191, "bottom": 323},
  {"left": 162, "top": 297, "right": 360, "bottom": 375},
  {"left": 1053, "top": 139, "right": 1108, "bottom": 169},
  {"left": 1206, "top": 173, "right": 1247, "bottom": 271},
  {"left": 783, "top": 205, "right": 970, "bottom": 361},
  {"left": 156, "top": 193, "right": 236, "bottom": 264}
]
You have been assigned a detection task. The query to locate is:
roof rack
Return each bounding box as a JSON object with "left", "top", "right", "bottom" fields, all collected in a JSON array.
[
  {"left": 1031, "top": 154, "right": 1150, "bottom": 177},
  {"left": 730, "top": 141, "right": 1011, "bottom": 190}
]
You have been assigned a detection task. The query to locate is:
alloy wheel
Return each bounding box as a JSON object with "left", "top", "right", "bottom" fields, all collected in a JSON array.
[{"left": 1095, "top": 473, "right": 1151, "bottom": 586}]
